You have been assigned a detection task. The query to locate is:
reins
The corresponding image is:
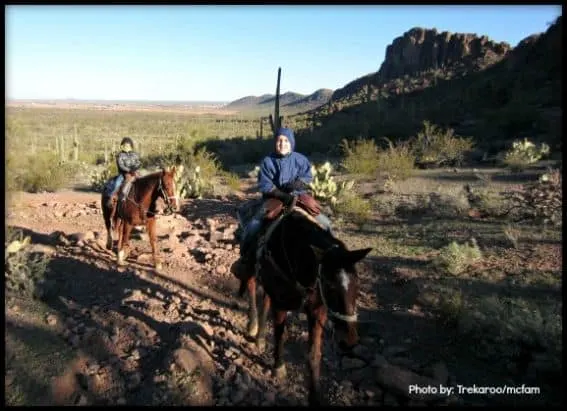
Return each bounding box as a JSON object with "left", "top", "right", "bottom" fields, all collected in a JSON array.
[{"left": 257, "top": 208, "right": 358, "bottom": 325}]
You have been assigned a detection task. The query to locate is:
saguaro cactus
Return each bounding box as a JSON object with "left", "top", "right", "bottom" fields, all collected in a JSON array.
[
  {"left": 269, "top": 67, "right": 284, "bottom": 135},
  {"left": 56, "top": 135, "right": 67, "bottom": 162},
  {"left": 73, "top": 125, "right": 80, "bottom": 162}
]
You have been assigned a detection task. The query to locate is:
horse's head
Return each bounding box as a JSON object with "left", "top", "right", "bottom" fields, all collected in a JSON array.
[
  {"left": 312, "top": 244, "right": 372, "bottom": 352},
  {"left": 159, "top": 166, "right": 180, "bottom": 215}
]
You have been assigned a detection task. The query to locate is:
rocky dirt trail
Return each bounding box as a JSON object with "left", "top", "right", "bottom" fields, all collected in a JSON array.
[{"left": 6, "top": 188, "right": 547, "bottom": 406}]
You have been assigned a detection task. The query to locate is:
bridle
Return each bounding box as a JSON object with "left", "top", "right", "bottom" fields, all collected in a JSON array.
[
  {"left": 316, "top": 261, "right": 358, "bottom": 324},
  {"left": 157, "top": 175, "right": 178, "bottom": 216},
  {"left": 259, "top": 210, "right": 358, "bottom": 325},
  {"left": 124, "top": 172, "right": 178, "bottom": 216}
]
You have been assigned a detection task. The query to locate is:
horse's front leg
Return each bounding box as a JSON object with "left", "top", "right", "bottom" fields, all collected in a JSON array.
[
  {"left": 117, "top": 222, "right": 133, "bottom": 266},
  {"left": 255, "top": 290, "right": 271, "bottom": 351},
  {"left": 103, "top": 202, "right": 113, "bottom": 251},
  {"left": 246, "top": 276, "right": 258, "bottom": 338},
  {"left": 307, "top": 306, "right": 327, "bottom": 406},
  {"left": 272, "top": 310, "right": 288, "bottom": 380},
  {"left": 147, "top": 217, "right": 161, "bottom": 270}
]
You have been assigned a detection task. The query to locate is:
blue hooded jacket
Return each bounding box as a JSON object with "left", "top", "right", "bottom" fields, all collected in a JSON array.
[{"left": 257, "top": 127, "right": 313, "bottom": 194}]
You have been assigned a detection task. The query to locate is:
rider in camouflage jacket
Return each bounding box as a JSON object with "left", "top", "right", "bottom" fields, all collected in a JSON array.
[{"left": 106, "top": 137, "right": 141, "bottom": 208}]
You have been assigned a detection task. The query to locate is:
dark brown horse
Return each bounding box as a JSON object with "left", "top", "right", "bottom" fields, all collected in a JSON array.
[
  {"left": 236, "top": 206, "right": 371, "bottom": 405},
  {"left": 101, "top": 166, "right": 179, "bottom": 269}
]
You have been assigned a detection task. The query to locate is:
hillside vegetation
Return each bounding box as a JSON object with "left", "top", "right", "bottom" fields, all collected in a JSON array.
[{"left": 285, "top": 17, "right": 561, "bottom": 157}]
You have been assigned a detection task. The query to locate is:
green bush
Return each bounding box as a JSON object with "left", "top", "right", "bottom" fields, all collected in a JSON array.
[
  {"left": 5, "top": 228, "right": 53, "bottom": 300},
  {"left": 434, "top": 238, "right": 483, "bottom": 275},
  {"left": 377, "top": 138, "right": 416, "bottom": 181},
  {"left": 502, "top": 138, "right": 550, "bottom": 171},
  {"left": 339, "top": 138, "right": 380, "bottom": 176},
  {"left": 458, "top": 296, "right": 562, "bottom": 377},
  {"left": 332, "top": 191, "right": 372, "bottom": 226},
  {"left": 411, "top": 121, "right": 475, "bottom": 167},
  {"left": 221, "top": 171, "right": 242, "bottom": 193},
  {"left": 90, "top": 162, "right": 119, "bottom": 192},
  {"left": 7, "top": 152, "right": 78, "bottom": 193}
]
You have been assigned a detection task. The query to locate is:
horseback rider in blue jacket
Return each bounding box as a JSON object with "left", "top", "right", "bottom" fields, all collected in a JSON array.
[
  {"left": 106, "top": 137, "right": 142, "bottom": 208},
  {"left": 233, "top": 127, "right": 332, "bottom": 276}
]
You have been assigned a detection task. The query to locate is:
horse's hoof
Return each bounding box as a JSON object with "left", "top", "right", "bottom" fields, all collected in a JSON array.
[
  {"left": 247, "top": 321, "right": 258, "bottom": 338},
  {"left": 273, "top": 364, "right": 287, "bottom": 380},
  {"left": 105, "top": 241, "right": 112, "bottom": 250},
  {"left": 255, "top": 337, "right": 266, "bottom": 351},
  {"left": 117, "top": 250, "right": 127, "bottom": 265},
  {"left": 155, "top": 262, "right": 162, "bottom": 270}
]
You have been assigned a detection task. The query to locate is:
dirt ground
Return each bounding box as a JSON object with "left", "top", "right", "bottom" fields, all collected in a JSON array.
[{"left": 5, "top": 177, "right": 562, "bottom": 406}]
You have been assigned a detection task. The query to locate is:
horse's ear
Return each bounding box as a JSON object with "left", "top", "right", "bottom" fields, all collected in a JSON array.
[
  {"left": 345, "top": 247, "right": 372, "bottom": 266},
  {"left": 310, "top": 245, "right": 326, "bottom": 262}
]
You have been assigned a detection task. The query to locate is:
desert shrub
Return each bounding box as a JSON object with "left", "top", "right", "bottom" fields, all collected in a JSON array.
[
  {"left": 90, "top": 162, "right": 119, "bottom": 192},
  {"left": 464, "top": 184, "right": 509, "bottom": 217},
  {"left": 503, "top": 224, "right": 521, "bottom": 249},
  {"left": 339, "top": 138, "right": 380, "bottom": 176},
  {"left": 7, "top": 152, "right": 78, "bottom": 193},
  {"left": 160, "top": 143, "right": 223, "bottom": 199},
  {"left": 395, "top": 189, "right": 469, "bottom": 219},
  {"left": 434, "top": 238, "right": 483, "bottom": 275},
  {"left": 458, "top": 296, "right": 562, "bottom": 377},
  {"left": 501, "top": 168, "right": 562, "bottom": 226},
  {"left": 502, "top": 138, "right": 550, "bottom": 171},
  {"left": 438, "top": 289, "right": 465, "bottom": 326},
  {"left": 376, "top": 138, "right": 416, "bottom": 181},
  {"left": 371, "top": 194, "right": 399, "bottom": 217},
  {"left": 411, "top": 121, "right": 475, "bottom": 167},
  {"left": 220, "top": 170, "right": 242, "bottom": 193},
  {"left": 5, "top": 228, "right": 53, "bottom": 300},
  {"left": 332, "top": 190, "right": 372, "bottom": 226}
]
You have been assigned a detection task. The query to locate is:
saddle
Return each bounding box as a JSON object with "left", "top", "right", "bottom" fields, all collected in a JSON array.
[
  {"left": 263, "top": 193, "right": 322, "bottom": 221},
  {"left": 256, "top": 193, "right": 324, "bottom": 261},
  {"left": 112, "top": 172, "right": 146, "bottom": 223}
]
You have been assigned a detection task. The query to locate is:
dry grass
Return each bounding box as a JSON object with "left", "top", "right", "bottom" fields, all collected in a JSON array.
[{"left": 335, "top": 166, "right": 562, "bottom": 388}]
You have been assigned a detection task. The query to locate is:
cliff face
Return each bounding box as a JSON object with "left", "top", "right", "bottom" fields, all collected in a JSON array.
[
  {"left": 331, "top": 28, "right": 511, "bottom": 102},
  {"left": 289, "top": 16, "right": 561, "bottom": 155},
  {"left": 378, "top": 27, "right": 511, "bottom": 81}
]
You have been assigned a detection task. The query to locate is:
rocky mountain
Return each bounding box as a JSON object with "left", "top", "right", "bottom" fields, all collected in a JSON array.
[
  {"left": 287, "top": 16, "right": 561, "bottom": 155},
  {"left": 225, "top": 89, "right": 333, "bottom": 114},
  {"left": 330, "top": 27, "right": 511, "bottom": 103}
]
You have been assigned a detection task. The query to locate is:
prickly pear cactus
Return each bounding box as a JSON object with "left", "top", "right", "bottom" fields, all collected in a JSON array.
[
  {"left": 310, "top": 162, "right": 337, "bottom": 202},
  {"left": 309, "top": 162, "right": 354, "bottom": 205},
  {"left": 174, "top": 164, "right": 204, "bottom": 199}
]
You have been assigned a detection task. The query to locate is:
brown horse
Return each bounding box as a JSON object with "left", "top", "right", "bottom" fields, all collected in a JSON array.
[
  {"left": 235, "top": 206, "right": 371, "bottom": 405},
  {"left": 101, "top": 166, "right": 179, "bottom": 269}
]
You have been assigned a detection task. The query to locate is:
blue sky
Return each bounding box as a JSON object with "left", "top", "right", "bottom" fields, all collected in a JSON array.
[{"left": 6, "top": 5, "right": 561, "bottom": 102}]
